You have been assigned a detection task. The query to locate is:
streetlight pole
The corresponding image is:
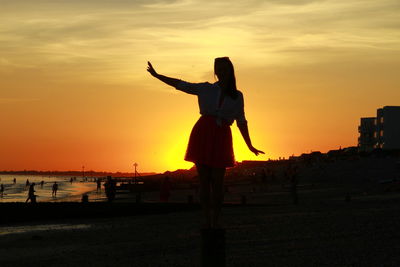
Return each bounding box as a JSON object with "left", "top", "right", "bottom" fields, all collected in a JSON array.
[{"left": 133, "top": 163, "right": 138, "bottom": 184}]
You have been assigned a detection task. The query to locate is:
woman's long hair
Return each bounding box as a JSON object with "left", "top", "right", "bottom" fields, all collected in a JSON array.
[{"left": 214, "top": 57, "right": 238, "bottom": 99}]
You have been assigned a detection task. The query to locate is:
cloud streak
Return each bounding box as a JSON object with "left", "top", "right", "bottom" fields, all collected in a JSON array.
[{"left": 1, "top": 0, "right": 399, "bottom": 66}]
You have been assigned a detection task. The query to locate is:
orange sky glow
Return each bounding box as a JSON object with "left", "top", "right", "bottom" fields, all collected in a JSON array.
[{"left": 1, "top": 0, "right": 399, "bottom": 173}]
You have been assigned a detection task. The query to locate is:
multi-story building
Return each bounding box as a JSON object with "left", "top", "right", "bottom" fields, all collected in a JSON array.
[
  {"left": 374, "top": 106, "right": 400, "bottom": 149},
  {"left": 358, "top": 117, "right": 375, "bottom": 152},
  {"left": 358, "top": 106, "right": 400, "bottom": 151}
]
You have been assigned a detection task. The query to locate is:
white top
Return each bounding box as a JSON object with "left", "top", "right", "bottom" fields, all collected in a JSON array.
[{"left": 175, "top": 80, "right": 247, "bottom": 126}]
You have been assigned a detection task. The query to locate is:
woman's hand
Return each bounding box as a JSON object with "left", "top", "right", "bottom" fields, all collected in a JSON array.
[
  {"left": 250, "top": 146, "right": 265, "bottom": 156},
  {"left": 147, "top": 61, "right": 158, "bottom": 77},
  {"left": 146, "top": 62, "right": 181, "bottom": 87}
]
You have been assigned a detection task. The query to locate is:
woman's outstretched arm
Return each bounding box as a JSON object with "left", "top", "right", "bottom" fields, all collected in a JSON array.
[
  {"left": 147, "top": 61, "right": 180, "bottom": 87},
  {"left": 238, "top": 122, "right": 265, "bottom": 156}
]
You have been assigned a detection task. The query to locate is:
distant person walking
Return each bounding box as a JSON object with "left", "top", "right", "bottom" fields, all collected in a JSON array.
[
  {"left": 25, "top": 183, "right": 36, "bottom": 203},
  {"left": 96, "top": 178, "right": 102, "bottom": 192},
  {"left": 147, "top": 58, "right": 264, "bottom": 228},
  {"left": 104, "top": 176, "right": 116, "bottom": 202},
  {"left": 26, "top": 179, "right": 30, "bottom": 188},
  {"left": 52, "top": 182, "right": 58, "bottom": 197},
  {"left": 0, "top": 183, "right": 4, "bottom": 198},
  {"left": 13, "top": 178, "right": 16, "bottom": 184}
]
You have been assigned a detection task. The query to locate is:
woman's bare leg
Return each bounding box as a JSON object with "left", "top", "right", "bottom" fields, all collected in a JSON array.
[
  {"left": 210, "top": 167, "right": 226, "bottom": 228},
  {"left": 196, "top": 163, "right": 212, "bottom": 228}
]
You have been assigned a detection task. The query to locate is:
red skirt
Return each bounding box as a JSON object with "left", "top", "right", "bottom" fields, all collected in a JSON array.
[{"left": 185, "top": 115, "right": 235, "bottom": 168}]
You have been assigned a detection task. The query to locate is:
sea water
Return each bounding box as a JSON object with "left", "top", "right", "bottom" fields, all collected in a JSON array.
[{"left": 0, "top": 174, "right": 97, "bottom": 202}]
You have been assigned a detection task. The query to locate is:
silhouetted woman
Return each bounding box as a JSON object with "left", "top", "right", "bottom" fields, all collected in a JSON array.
[{"left": 147, "top": 57, "right": 264, "bottom": 228}]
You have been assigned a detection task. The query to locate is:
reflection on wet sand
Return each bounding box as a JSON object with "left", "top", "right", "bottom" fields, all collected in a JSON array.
[{"left": 0, "top": 223, "right": 91, "bottom": 236}]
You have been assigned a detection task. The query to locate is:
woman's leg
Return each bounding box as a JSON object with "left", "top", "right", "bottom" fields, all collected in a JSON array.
[
  {"left": 210, "top": 167, "right": 226, "bottom": 228},
  {"left": 196, "top": 163, "right": 212, "bottom": 228}
]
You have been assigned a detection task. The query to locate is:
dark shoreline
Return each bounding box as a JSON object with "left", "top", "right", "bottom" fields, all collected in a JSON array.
[{"left": 0, "top": 202, "right": 202, "bottom": 225}]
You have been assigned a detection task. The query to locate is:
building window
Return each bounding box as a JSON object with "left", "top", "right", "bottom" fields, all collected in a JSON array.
[
  {"left": 380, "top": 130, "right": 384, "bottom": 137},
  {"left": 374, "top": 119, "right": 377, "bottom": 125},
  {"left": 374, "top": 132, "right": 377, "bottom": 138},
  {"left": 380, "top": 117, "right": 384, "bottom": 123}
]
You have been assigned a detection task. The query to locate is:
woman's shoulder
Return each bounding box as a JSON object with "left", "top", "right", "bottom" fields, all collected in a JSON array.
[{"left": 235, "top": 90, "right": 244, "bottom": 100}]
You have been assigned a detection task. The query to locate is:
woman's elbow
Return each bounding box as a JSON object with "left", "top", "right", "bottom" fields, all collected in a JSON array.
[{"left": 236, "top": 119, "right": 248, "bottom": 129}]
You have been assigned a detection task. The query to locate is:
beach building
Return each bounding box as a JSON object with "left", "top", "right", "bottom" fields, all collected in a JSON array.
[
  {"left": 358, "top": 106, "right": 400, "bottom": 151},
  {"left": 358, "top": 117, "right": 375, "bottom": 152},
  {"left": 374, "top": 106, "right": 400, "bottom": 150}
]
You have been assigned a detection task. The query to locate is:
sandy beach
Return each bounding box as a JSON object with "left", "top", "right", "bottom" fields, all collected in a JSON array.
[
  {"left": 1, "top": 189, "right": 400, "bottom": 266},
  {"left": 1, "top": 157, "right": 400, "bottom": 266}
]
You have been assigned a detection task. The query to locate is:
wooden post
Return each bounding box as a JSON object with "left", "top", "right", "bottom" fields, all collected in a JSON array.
[{"left": 201, "top": 228, "right": 226, "bottom": 267}]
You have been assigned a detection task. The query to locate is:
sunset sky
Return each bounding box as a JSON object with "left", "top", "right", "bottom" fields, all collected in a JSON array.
[{"left": 1, "top": 0, "right": 399, "bottom": 173}]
